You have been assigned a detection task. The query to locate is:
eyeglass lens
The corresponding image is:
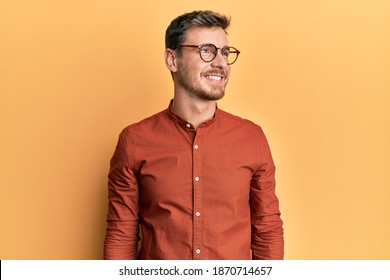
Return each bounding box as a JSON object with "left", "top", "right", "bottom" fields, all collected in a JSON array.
[{"left": 200, "top": 44, "right": 239, "bottom": 65}]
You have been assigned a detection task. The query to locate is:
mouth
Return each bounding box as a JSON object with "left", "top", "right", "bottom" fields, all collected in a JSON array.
[
  {"left": 205, "top": 75, "right": 222, "bottom": 81},
  {"left": 204, "top": 74, "right": 224, "bottom": 82}
]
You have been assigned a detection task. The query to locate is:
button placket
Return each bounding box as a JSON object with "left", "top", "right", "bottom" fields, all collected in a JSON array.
[{"left": 192, "top": 133, "right": 203, "bottom": 259}]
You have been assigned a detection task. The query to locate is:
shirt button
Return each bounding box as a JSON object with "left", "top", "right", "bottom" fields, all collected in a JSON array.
[
  {"left": 196, "top": 249, "right": 201, "bottom": 254},
  {"left": 194, "top": 176, "right": 200, "bottom": 182},
  {"left": 196, "top": 211, "right": 201, "bottom": 217},
  {"left": 186, "top": 123, "right": 191, "bottom": 128},
  {"left": 194, "top": 144, "right": 199, "bottom": 149}
]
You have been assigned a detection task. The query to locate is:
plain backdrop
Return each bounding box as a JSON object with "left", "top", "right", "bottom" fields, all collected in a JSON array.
[{"left": 1, "top": 0, "right": 389, "bottom": 259}]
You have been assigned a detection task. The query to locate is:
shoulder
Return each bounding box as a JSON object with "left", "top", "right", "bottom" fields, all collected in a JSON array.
[
  {"left": 218, "top": 108, "right": 265, "bottom": 135},
  {"left": 120, "top": 109, "right": 168, "bottom": 136}
]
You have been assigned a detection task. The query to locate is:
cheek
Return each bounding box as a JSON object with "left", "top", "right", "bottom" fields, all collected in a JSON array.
[
  {"left": 224, "top": 68, "right": 231, "bottom": 81},
  {"left": 226, "top": 66, "right": 231, "bottom": 75}
]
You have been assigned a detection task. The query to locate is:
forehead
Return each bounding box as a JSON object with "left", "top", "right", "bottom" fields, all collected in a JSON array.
[{"left": 184, "top": 27, "right": 229, "bottom": 46}]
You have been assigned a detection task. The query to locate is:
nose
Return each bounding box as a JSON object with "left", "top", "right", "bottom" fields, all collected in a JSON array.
[{"left": 210, "top": 49, "right": 229, "bottom": 68}]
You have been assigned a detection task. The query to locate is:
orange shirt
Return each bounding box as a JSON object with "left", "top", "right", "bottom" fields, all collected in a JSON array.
[{"left": 104, "top": 102, "right": 284, "bottom": 260}]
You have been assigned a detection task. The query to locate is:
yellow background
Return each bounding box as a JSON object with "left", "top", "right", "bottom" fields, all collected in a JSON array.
[{"left": 1, "top": 0, "right": 389, "bottom": 259}]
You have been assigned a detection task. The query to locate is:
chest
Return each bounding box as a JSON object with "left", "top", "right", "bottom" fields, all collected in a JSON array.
[{"left": 134, "top": 130, "right": 258, "bottom": 207}]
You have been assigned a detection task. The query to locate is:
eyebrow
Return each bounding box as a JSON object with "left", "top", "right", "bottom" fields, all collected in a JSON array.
[{"left": 192, "top": 43, "right": 231, "bottom": 48}]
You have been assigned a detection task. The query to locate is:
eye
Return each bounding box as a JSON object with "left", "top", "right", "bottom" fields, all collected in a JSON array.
[
  {"left": 200, "top": 48, "right": 211, "bottom": 55},
  {"left": 200, "top": 45, "right": 214, "bottom": 55},
  {"left": 199, "top": 45, "right": 217, "bottom": 60},
  {"left": 221, "top": 47, "right": 230, "bottom": 57}
]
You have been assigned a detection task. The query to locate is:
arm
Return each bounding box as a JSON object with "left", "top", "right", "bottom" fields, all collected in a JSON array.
[
  {"left": 250, "top": 128, "right": 284, "bottom": 260},
  {"left": 104, "top": 129, "right": 140, "bottom": 260}
]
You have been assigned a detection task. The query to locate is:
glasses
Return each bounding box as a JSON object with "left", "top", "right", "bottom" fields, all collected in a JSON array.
[{"left": 178, "top": 44, "right": 240, "bottom": 65}]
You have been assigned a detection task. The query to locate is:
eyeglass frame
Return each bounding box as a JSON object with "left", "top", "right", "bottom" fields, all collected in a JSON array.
[{"left": 177, "top": 44, "right": 241, "bottom": 65}]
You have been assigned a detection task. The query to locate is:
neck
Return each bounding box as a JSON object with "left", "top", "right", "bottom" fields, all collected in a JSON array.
[{"left": 171, "top": 94, "right": 217, "bottom": 130}]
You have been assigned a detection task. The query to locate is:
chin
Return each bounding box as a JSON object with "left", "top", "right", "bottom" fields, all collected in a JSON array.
[{"left": 198, "top": 91, "right": 225, "bottom": 101}]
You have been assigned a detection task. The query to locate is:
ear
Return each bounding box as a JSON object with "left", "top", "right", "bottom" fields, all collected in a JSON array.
[{"left": 164, "top": 49, "right": 178, "bottom": 73}]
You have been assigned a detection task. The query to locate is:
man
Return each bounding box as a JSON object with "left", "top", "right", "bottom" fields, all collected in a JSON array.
[{"left": 104, "top": 10, "right": 284, "bottom": 260}]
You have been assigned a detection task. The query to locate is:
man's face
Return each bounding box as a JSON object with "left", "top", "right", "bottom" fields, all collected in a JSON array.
[{"left": 175, "top": 27, "right": 231, "bottom": 101}]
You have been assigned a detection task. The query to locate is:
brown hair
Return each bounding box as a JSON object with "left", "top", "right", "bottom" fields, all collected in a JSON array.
[{"left": 165, "top": 10, "right": 230, "bottom": 55}]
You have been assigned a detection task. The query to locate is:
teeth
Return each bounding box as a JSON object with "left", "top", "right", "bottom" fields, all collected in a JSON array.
[{"left": 206, "top": 75, "right": 222, "bottom": 81}]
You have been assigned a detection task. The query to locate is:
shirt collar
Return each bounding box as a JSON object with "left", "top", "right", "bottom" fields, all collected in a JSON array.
[{"left": 167, "top": 99, "right": 219, "bottom": 129}]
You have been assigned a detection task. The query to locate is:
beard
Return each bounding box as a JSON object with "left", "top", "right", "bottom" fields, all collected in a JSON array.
[{"left": 176, "top": 60, "right": 228, "bottom": 101}]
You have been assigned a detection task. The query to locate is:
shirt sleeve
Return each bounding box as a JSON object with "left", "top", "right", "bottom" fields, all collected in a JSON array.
[
  {"left": 250, "top": 128, "right": 284, "bottom": 260},
  {"left": 104, "top": 128, "right": 140, "bottom": 260}
]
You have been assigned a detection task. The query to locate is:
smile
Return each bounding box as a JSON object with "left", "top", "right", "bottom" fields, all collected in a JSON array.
[{"left": 205, "top": 75, "right": 223, "bottom": 81}]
